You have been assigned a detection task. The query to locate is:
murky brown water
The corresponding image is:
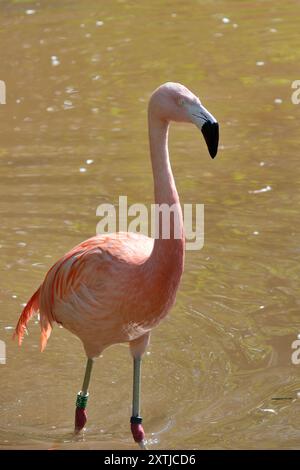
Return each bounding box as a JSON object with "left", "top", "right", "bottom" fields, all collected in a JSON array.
[{"left": 1, "top": 0, "right": 300, "bottom": 449}]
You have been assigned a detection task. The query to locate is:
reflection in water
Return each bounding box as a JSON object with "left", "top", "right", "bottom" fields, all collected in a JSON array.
[{"left": 0, "top": 0, "right": 300, "bottom": 449}]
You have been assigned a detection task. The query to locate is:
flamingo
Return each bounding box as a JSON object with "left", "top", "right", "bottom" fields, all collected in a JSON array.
[{"left": 14, "top": 82, "right": 219, "bottom": 447}]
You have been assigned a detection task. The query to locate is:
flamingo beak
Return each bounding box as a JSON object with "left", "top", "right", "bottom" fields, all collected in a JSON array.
[
  {"left": 186, "top": 102, "right": 219, "bottom": 159},
  {"left": 201, "top": 121, "right": 219, "bottom": 159}
]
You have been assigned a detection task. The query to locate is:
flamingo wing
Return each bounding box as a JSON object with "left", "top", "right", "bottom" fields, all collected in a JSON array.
[{"left": 15, "top": 232, "right": 154, "bottom": 354}]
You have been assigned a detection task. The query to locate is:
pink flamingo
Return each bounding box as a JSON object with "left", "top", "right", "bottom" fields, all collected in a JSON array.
[{"left": 14, "top": 82, "right": 218, "bottom": 447}]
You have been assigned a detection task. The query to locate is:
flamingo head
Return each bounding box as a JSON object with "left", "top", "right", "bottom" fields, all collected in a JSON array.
[{"left": 149, "top": 82, "right": 219, "bottom": 158}]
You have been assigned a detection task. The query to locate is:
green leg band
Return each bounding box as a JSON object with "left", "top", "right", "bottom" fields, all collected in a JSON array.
[{"left": 76, "top": 391, "right": 89, "bottom": 409}]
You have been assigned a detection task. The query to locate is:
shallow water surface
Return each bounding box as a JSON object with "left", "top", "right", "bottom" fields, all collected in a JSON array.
[{"left": 0, "top": 0, "right": 300, "bottom": 449}]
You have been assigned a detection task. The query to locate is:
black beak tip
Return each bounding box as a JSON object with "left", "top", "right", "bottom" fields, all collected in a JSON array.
[
  {"left": 210, "top": 148, "right": 218, "bottom": 159},
  {"left": 201, "top": 121, "right": 219, "bottom": 159}
]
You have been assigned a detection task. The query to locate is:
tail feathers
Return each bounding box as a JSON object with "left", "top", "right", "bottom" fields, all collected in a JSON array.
[
  {"left": 14, "top": 287, "right": 41, "bottom": 347},
  {"left": 40, "top": 314, "right": 52, "bottom": 352}
]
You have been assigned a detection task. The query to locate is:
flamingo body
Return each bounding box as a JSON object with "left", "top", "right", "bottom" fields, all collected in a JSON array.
[{"left": 17, "top": 232, "right": 183, "bottom": 358}]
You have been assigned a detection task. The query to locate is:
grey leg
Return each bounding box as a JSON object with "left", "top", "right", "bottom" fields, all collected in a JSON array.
[
  {"left": 132, "top": 356, "right": 142, "bottom": 418},
  {"left": 130, "top": 355, "right": 146, "bottom": 447},
  {"left": 75, "top": 358, "right": 94, "bottom": 432},
  {"left": 82, "top": 358, "right": 94, "bottom": 394},
  {"left": 129, "top": 333, "right": 150, "bottom": 447}
]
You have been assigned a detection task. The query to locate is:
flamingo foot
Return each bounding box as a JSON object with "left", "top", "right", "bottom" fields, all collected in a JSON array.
[
  {"left": 130, "top": 416, "right": 146, "bottom": 447},
  {"left": 75, "top": 407, "right": 87, "bottom": 432},
  {"left": 74, "top": 391, "right": 89, "bottom": 432}
]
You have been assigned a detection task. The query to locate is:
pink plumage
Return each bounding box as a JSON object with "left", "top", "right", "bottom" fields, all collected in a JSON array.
[{"left": 15, "top": 232, "right": 183, "bottom": 357}]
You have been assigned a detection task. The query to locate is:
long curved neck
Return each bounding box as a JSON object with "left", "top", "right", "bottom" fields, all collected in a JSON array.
[
  {"left": 148, "top": 110, "right": 185, "bottom": 274},
  {"left": 149, "top": 115, "right": 178, "bottom": 205}
]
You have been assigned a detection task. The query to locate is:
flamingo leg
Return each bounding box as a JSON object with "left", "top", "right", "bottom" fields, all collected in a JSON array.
[
  {"left": 132, "top": 356, "right": 142, "bottom": 418},
  {"left": 129, "top": 333, "right": 149, "bottom": 448},
  {"left": 74, "top": 357, "right": 94, "bottom": 432},
  {"left": 130, "top": 356, "right": 146, "bottom": 447}
]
